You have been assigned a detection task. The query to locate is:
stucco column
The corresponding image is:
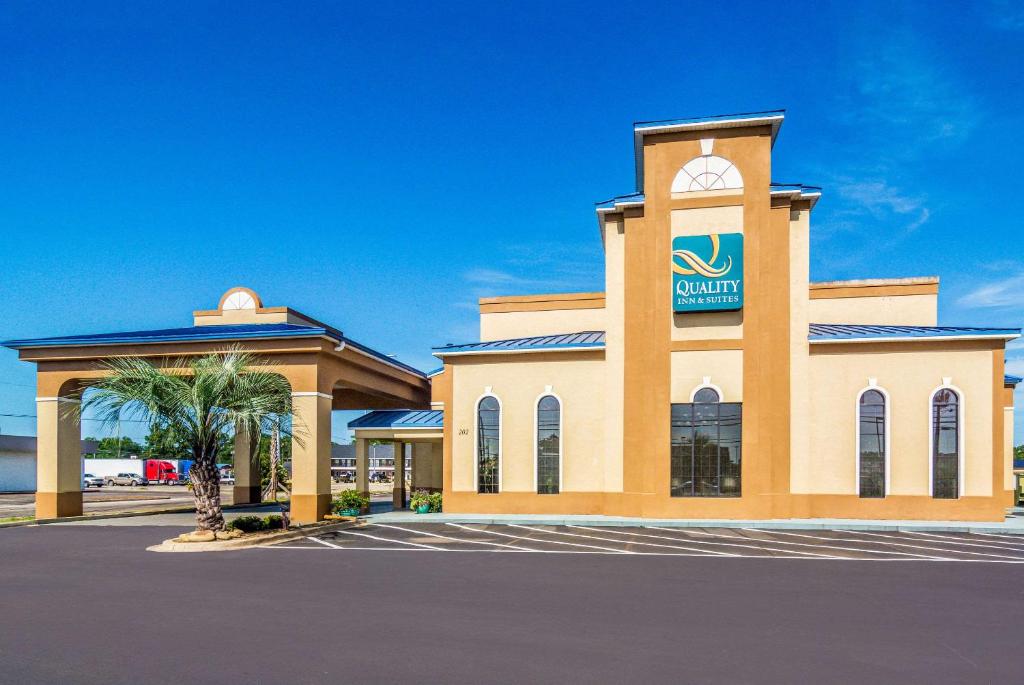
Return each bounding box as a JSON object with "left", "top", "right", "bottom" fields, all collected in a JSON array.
[
  {"left": 393, "top": 440, "right": 406, "bottom": 509},
  {"left": 355, "top": 437, "right": 370, "bottom": 512},
  {"left": 36, "top": 396, "right": 83, "bottom": 519},
  {"left": 232, "top": 423, "right": 261, "bottom": 505},
  {"left": 290, "top": 392, "right": 333, "bottom": 523}
]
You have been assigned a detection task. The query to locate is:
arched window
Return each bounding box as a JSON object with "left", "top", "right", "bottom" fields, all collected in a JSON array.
[
  {"left": 857, "top": 389, "right": 887, "bottom": 498},
  {"left": 931, "top": 388, "right": 960, "bottom": 499},
  {"left": 476, "top": 396, "right": 500, "bottom": 493},
  {"left": 671, "top": 387, "right": 741, "bottom": 497},
  {"left": 671, "top": 155, "right": 743, "bottom": 193},
  {"left": 536, "top": 395, "right": 561, "bottom": 494}
]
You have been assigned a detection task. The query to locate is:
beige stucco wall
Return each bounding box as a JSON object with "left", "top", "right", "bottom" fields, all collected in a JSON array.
[
  {"left": 1005, "top": 406, "right": 1015, "bottom": 491},
  {"left": 789, "top": 207, "right": 811, "bottom": 493},
  {"left": 480, "top": 308, "right": 606, "bottom": 341},
  {"left": 450, "top": 356, "right": 606, "bottom": 493},
  {"left": 801, "top": 347, "right": 994, "bottom": 496},
  {"left": 603, "top": 215, "right": 626, "bottom": 492},
  {"left": 670, "top": 205, "right": 744, "bottom": 341},
  {"left": 412, "top": 441, "right": 442, "bottom": 490},
  {"left": 670, "top": 350, "right": 743, "bottom": 402},
  {"left": 809, "top": 294, "right": 938, "bottom": 326}
]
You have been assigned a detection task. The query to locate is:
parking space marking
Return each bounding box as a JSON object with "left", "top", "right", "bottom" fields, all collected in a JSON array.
[
  {"left": 334, "top": 528, "right": 446, "bottom": 551},
  {"left": 528, "top": 524, "right": 741, "bottom": 556},
  {"left": 901, "top": 530, "right": 1024, "bottom": 551},
  {"left": 837, "top": 530, "right": 1024, "bottom": 561},
  {"left": 648, "top": 527, "right": 858, "bottom": 559},
  {"left": 309, "top": 536, "right": 343, "bottom": 549},
  {"left": 972, "top": 531, "right": 1024, "bottom": 542},
  {"left": 738, "top": 528, "right": 952, "bottom": 560},
  {"left": 369, "top": 523, "right": 532, "bottom": 551},
  {"left": 448, "top": 523, "right": 638, "bottom": 554}
]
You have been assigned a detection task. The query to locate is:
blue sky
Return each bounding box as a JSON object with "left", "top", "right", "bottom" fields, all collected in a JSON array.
[{"left": 1, "top": 1, "right": 1023, "bottom": 443}]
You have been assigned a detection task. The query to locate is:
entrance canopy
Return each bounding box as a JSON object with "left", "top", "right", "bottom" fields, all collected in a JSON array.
[{"left": 3, "top": 287, "right": 431, "bottom": 523}]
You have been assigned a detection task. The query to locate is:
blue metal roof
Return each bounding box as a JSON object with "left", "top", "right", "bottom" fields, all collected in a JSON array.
[
  {"left": 2, "top": 323, "right": 332, "bottom": 349},
  {"left": 1006, "top": 374, "right": 1023, "bottom": 386},
  {"left": 595, "top": 192, "right": 645, "bottom": 211},
  {"left": 434, "top": 331, "right": 605, "bottom": 356},
  {"left": 348, "top": 409, "right": 443, "bottom": 430},
  {"left": 3, "top": 323, "right": 428, "bottom": 378},
  {"left": 809, "top": 324, "right": 1020, "bottom": 342},
  {"left": 633, "top": 110, "right": 786, "bottom": 132}
]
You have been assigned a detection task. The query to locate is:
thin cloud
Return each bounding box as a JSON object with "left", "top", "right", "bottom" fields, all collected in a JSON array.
[{"left": 955, "top": 273, "right": 1024, "bottom": 309}]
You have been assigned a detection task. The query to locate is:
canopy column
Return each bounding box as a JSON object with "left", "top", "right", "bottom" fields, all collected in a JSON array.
[
  {"left": 35, "top": 396, "right": 82, "bottom": 519},
  {"left": 393, "top": 440, "right": 406, "bottom": 509},
  {"left": 355, "top": 437, "right": 370, "bottom": 513},
  {"left": 290, "top": 391, "right": 333, "bottom": 523},
  {"left": 232, "top": 423, "right": 261, "bottom": 505}
]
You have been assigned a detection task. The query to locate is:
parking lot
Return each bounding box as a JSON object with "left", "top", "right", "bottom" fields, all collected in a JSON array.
[
  {"left": 3, "top": 520, "right": 1024, "bottom": 684},
  {"left": 273, "top": 521, "right": 1024, "bottom": 562}
]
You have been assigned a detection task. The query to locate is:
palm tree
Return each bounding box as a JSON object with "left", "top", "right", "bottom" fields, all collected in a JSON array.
[{"left": 78, "top": 348, "right": 295, "bottom": 531}]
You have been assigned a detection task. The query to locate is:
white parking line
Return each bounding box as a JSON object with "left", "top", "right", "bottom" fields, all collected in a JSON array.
[
  {"left": 308, "top": 536, "right": 343, "bottom": 549},
  {"left": 971, "top": 531, "right": 1024, "bottom": 542},
  {"left": 334, "top": 528, "right": 446, "bottom": 551},
  {"left": 369, "top": 523, "right": 531, "bottom": 551},
  {"left": 449, "top": 523, "right": 633, "bottom": 553},
  {"left": 901, "top": 530, "right": 1024, "bottom": 551},
  {"left": 739, "top": 528, "right": 952, "bottom": 561},
  {"left": 545, "top": 525, "right": 741, "bottom": 556},
  {"left": 837, "top": 530, "right": 1024, "bottom": 561},
  {"left": 647, "top": 527, "right": 862, "bottom": 559}
]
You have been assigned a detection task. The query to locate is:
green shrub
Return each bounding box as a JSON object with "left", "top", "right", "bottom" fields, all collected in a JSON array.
[
  {"left": 427, "top": 491, "right": 443, "bottom": 513},
  {"left": 263, "top": 514, "right": 284, "bottom": 530},
  {"left": 228, "top": 515, "right": 265, "bottom": 533},
  {"left": 410, "top": 489, "right": 431, "bottom": 510},
  {"left": 333, "top": 489, "right": 369, "bottom": 513}
]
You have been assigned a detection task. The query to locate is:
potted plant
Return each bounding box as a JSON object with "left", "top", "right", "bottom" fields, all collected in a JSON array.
[
  {"left": 333, "top": 489, "right": 369, "bottom": 517},
  {"left": 410, "top": 489, "right": 432, "bottom": 514}
]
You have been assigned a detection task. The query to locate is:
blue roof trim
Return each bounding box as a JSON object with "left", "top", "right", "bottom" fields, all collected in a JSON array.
[
  {"left": 434, "top": 331, "right": 605, "bottom": 356},
  {"left": 770, "top": 183, "right": 822, "bottom": 192},
  {"left": 633, "top": 109, "right": 786, "bottom": 131},
  {"left": 1006, "top": 374, "right": 1023, "bottom": 386},
  {"left": 3, "top": 323, "right": 428, "bottom": 378},
  {"left": 2, "top": 323, "right": 332, "bottom": 349},
  {"left": 348, "top": 409, "right": 443, "bottom": 430},
  {"left": 809, "top": 324, "right": 1020, "bottom": 341},
  {"left": 595, "top": 192, "right": 645, "bottom": 211},
  {"left": 426, "top": 367, "right": 445, "bottom": 377}
]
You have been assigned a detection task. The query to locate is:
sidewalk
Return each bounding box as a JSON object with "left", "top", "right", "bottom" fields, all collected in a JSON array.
[{"left": 364, "top": 508, "right": 1024, "bottom": 535}]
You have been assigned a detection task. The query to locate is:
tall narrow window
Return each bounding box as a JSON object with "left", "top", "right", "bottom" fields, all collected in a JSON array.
[
  {"left": 671, "top": 388, "right": 741, "bottom": 497},
  {"left": 932, "top": 389, "right": 960, "bottom": 499},
  {"left": 858, "top": 389, "right": 886, "bottom": 498},
  {"left": 536, "top": 395, "right": 561, "bottom": 494},
  {"left": 476, "top": 396, "right": 500, "bottom": 493}
]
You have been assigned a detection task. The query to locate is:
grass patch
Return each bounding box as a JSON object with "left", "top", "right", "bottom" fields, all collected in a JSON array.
[{"left": 0, "top": 516, "right": 34, "bottom": 523}]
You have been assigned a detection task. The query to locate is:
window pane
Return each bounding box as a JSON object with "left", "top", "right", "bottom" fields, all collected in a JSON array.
[
  {"left": 671, "top": 401, "right": 741, "bottom": 497},
  {"left": 693, "top": 387, "right": 721, "bottom": 404},
  {"left": 477, "top": 397, "right": 500, "bottom": 493},
  {"left": 932, "top": 391, "right": 959, "bottom": 499},
  {"left": 537, "top": 396, "right": 560, "bottom": 494},
  {"left": 858, "top": 391, "right": 885, "bottom": 498}
]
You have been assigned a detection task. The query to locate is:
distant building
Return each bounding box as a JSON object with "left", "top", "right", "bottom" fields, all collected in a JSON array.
[
  {"left": 0, "top": 435, "right": 98, "bottom": 493},
  {"left": 330, "top": 442, "right": 407, "bottom": 481}
]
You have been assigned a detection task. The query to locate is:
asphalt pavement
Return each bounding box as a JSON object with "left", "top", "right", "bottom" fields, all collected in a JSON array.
[{"left": 1, "top": 521, "right": 1023, "bottom": 684}]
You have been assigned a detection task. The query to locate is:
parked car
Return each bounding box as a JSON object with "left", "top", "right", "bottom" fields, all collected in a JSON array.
[
  {"left": 105, "top": 472, "right": 149, "bottom": 487},
  {"left": 220, "top": 474, "right": 235, "bottom": 484},
  {"left": 82, "top": 473, "right": 104, "bottom": 488}
]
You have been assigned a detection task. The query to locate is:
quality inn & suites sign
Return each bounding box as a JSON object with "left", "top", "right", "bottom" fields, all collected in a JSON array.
[{"left": 672, "top": 233, "right": 743, "bottom": 312}]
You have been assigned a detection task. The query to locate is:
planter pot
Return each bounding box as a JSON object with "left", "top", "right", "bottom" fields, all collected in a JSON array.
[
  {"left": 415, "top": 504, "right": 430, "bottom": 514},
  {"left": 339, "top": 508, "right": 361, "bottom": 517}
]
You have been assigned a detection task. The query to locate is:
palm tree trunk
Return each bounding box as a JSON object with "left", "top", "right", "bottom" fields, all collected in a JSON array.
[{"left": 190, "top": 460, "right": 225, "bottom": 531}]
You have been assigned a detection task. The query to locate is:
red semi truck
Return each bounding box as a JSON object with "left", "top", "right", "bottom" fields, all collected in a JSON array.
[{"left": 145, "top": 460, "right": 181, "bottom": 484}]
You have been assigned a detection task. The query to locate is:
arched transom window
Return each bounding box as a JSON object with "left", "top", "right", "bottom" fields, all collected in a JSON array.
[
  {"left": 536, "top": 395, "right": 561, "bottom": 494},
  {"left": 858, "top": 389, "right": 887, "bottom": 498},
  {"left": 476, "top": 396, "right": 500, "bottom": 494},
  {"left": 671, "top": 155, "right": 743, "bottom": 193},
  {"left": 931, "top": 388, "right": 960, "bottom": 499}
]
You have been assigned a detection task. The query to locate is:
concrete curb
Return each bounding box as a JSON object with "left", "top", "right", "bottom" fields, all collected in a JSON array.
[
  {"left": 147, "top": 519, "right": 360, "bottom": 553},
  {"left": 0, "top": 502, "right": 285, "bottom": 530},
  {"left": 363, "top": 512, "right": 1024, "bottom": 535}
]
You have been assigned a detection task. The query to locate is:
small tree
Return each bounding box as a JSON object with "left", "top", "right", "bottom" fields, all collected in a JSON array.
[{"left": 79, "top": 348, "right": 296, "bottom": 531}]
